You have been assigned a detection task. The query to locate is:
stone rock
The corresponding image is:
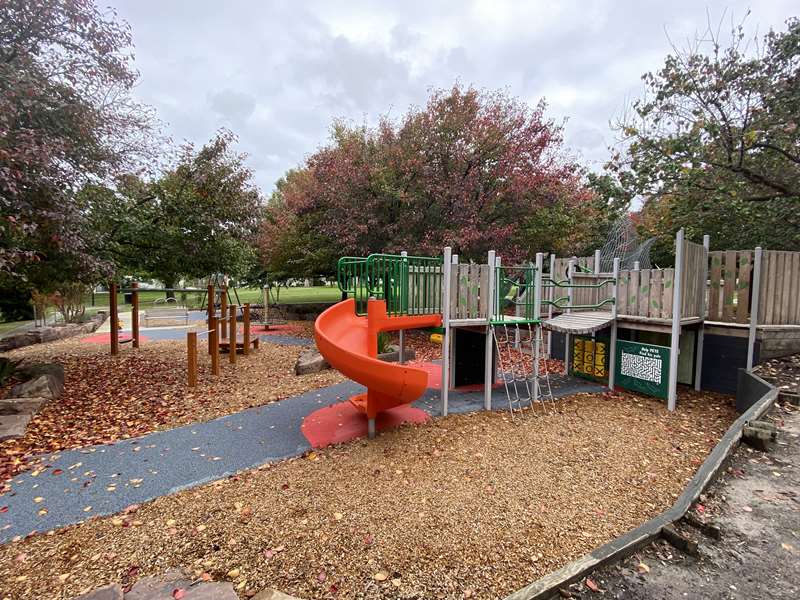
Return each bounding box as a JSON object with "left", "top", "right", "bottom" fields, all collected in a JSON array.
[
  {"left": 10, "top": 374, "right": 60, "bottom": 399},
  {"left": 294, "top": 348, "right": 330, "bottom": 375},
  {"left": 253, "top": 589, "right": 304, "bottom": 600},
  {"left": 0, "top": 397, "right": 48, "bottom": 415},
  {"left": 0, "top": 413, "right": 31, "bottom": 441},
  {"left": 125, "top": 569, "right": 238, "bottom": 600},
  {"left": 378, "top": 347, "right": 416, "bottom": 363},
  {"left": 73, "top": 583, "right": 124, "bottom": 600},
  {"left": 17, "top": 362, "right": 65, "bottom": 383}
]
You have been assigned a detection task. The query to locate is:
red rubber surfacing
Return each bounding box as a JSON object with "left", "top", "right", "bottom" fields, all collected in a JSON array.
[{"left": 301, "top": 401, "right": 430, "bottom": 448}]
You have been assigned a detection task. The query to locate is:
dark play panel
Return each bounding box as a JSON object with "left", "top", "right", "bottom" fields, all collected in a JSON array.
[{"left": 453, "top": 328, "right": 495, "bottom": 387}]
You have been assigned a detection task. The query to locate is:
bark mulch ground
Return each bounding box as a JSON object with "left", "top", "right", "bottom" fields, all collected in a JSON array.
[
  {"left": 0, "top": 330, "right": 343, "bottom": 490},
  {"left": 0, "top": 389, "right": 735, "bottom": 600},
  {"left": 755, "top": 353, "right": 800, "bottom": 393}
]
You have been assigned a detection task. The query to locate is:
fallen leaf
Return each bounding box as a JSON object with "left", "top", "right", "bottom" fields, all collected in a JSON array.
[
  {"left": 637, "top": 562, "right": 650, "bottom": 574},
  {"left": 172, "top": 589, "right": 186, "bottom": 599},
  {"left": 373, "top": 571, "right": 389, "bottom": 581},
  {"left": 227, "top": 568, "right": 240, "bottom": 578},
  {"left": 585, "top": 578, "right": 601, "bottom": 593}
]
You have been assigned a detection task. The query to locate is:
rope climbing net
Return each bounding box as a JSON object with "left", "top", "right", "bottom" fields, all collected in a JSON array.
[{"left": 492, "top": 322, "right": 555, "bottom": 417}]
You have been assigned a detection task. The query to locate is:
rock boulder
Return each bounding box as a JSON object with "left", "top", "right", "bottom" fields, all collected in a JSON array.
[{"left": 294, "top": 348, "right": 330, "bottom": 375}]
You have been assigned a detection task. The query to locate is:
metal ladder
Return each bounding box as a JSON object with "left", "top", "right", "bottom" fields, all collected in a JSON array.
[{"left": 492, "top": 323, "right": 555, "bottom": 417}]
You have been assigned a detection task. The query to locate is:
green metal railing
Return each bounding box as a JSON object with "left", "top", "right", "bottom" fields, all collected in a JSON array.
[
  {"left": 492, "top": 265, "right": 539, "bottom": 324},
  {"left": 336, "top": 254, "right": 443, "bottom": 316},
  {"left": 541, "top": 276, "right": 617, "bottom": 311}
]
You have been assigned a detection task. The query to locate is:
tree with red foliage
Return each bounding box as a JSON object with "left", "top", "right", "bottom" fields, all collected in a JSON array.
[
  {"left": 0, "top": 0, "right": 155, "bottom": 288},
  {"left": 260, "top": 85, "right": 595, "bottom": 277}
]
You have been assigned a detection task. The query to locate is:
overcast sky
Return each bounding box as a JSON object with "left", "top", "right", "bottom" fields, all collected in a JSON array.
[{"left": 112, "top": 1, "right": 797, "bottom": 195}]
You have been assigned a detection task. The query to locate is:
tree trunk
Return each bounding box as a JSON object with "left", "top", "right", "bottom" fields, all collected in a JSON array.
[{"left": 163, "top": 279, "right": 177, "bottom": 300}]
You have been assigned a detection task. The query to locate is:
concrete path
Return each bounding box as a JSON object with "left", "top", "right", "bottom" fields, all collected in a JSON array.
[{"left": 0, "top": 373, "right": 602, "bottom": 543}]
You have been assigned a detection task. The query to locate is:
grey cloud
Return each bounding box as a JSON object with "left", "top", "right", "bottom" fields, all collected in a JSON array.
[
  {"left": 209, "top": 89, "right": 256, "bottom": 122},
  {"left": 112, "top": 0, "right": 798, "bottom": 192}
]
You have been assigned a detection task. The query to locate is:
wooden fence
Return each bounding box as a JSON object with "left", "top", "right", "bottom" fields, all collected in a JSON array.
[
  {"left": 708, "top": 250, "right": 800, "bottom": 325},
  {"left": 708, "top": 250, "right": 754, "bottom": 323},
  {"left": 681, "top": 240, "right": 706, "bottom": 318},
  {"left": 758, "top": 251, "right": 800, "bottom": 325},
  {"left": 616, "top": 268, "right": 675, "bottom": 319},
  {"left": 449, "top": 263, "right": 490, "bottom": 319}
]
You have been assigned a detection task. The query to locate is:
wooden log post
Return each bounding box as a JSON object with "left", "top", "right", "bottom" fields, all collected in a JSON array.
[
  {"left": 209, "top": 315, "right": 220, "bottom": 376},
  {"left": 220, "top": 286, "right": 228, "bottom": 340},
  {"left": 229, "top": 304, "right": 237, "bottom": 364},
  {"left": 187, "top": 331, "right": 198, "bottom": 387},
  {"left": 131, "top": 281, "right": 140, "bottom": 349},
  {"left": 110, "top": 282, "right": 119, "bottom": 356},
  {"left": 206, "top": 283, "right": 214, "bottom": 354},
  {"left": 243, "top": 304, "right": 251, "bottom": 356}
]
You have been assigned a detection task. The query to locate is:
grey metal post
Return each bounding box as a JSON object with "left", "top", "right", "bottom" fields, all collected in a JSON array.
[
  {"left": 594, "top": 249, "right": 601, "bottom": 274},
  {"left": 667, "top": 228, "right": 685, "bottom": 411},
  {"left": 608, "top": 258, "right": 620, "bottom": 391},
  {"left": 533, "top": 253, "right": 543, "bottom": 402},
  {"left": 547, "top": 254, "right": 555, "bottom": 357},
  {"left": 484, "top": 250, "right": 497, "bottom": 411},
  {"left": 441, "top": 247, "right": 453, "bottom": 416},
  {"left": 564, "top": 258, "right": 575, "bottom": 374},
  {"left": 747, "top": 247, "right": 763, "bottom": 371},
  {"left": 399, "top": 251, "right": 407, "bottom": 363},
  {"left": 694, "top": 235, "right": 710, "bottom": 390}
]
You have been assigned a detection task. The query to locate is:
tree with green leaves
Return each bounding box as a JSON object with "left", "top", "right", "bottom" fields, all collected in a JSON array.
[
  {"left": 613, "top": 17, "right": 799, "bottom": 253},
  {"left": 88, "top": 130, "right": 263, "bottom": 293}
]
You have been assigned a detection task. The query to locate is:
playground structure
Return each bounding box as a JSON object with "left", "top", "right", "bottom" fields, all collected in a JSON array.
[
  {"left": 316, "top": 230, "right": 800, "bottom": 436},
  {"left": 106, "top": 283, "right": 259, "bottom": 387}
]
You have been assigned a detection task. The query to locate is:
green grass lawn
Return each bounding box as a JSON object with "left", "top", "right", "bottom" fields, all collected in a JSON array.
[
  {"left": 85, "top": 286, "right": 341, "bottom": 312},
  {"left": 0, "top": 287, "right": 342, "bottom": 329}
]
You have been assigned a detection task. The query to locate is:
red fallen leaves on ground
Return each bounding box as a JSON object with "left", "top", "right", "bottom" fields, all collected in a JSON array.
[{"left": 0, "top": 351, "right": 189, "bottom": 487}]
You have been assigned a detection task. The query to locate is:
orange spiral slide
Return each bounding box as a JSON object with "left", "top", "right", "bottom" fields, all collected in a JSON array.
[{"left": 315, "top": 298, "right": 442, "bottom": 428}]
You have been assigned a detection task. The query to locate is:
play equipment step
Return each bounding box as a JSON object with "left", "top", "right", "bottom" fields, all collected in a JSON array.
[{"left": 219, "top": 335, "right": 260, "bottom": 353}]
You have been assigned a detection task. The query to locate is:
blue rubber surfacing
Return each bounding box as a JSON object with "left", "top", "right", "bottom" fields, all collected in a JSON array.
[{"left": 0, "top": 373, "right": 602, "bottom": 544}]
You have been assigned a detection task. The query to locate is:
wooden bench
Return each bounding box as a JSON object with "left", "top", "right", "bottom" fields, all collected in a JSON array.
[{"left": 142, "top": 306, "right": 190, "bottom": 327}]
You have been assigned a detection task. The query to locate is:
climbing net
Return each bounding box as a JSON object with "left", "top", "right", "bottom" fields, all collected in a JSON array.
[
  {"left": 492, "top": 323, "right": 555, "bottom": 417},
  {"left": 599, "top": 216, "right": 656, "bottom": 272}
]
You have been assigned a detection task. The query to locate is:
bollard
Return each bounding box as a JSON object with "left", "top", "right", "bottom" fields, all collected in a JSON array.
[
  {"left": 210, "top": 315, "right": 220, "bottom": 376},
  {"left": 229, "top": 304, "right": 237, "bottom": 364},
  {"left": 243, "top": 304, "right": 251, "bottom": 355},
  {"left": 187, "top": 331, "right": 198, "bottom": 387}
]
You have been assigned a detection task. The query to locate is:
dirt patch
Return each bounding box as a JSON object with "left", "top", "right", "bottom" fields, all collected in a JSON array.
[
  {"left": 0, "top": 332, "right": 342, "bottom": 489},
  {"left": 0, "top": 390, "right": 735, "bottom": 599}
]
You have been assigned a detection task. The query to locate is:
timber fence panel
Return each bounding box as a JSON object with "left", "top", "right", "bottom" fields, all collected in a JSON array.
[{"left": 736, "top": 251, "right": 752, "bottom": 324}]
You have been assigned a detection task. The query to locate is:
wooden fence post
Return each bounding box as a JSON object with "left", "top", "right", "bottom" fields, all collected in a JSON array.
[
  {"left": 220, "top": 286, "right": 228, "bottom": 340},
  {"left": 110, "top": 282, "right": 119, "bottom": 356},
  {"left": 187, "top": 331, "right": 198, "bottom": 387},
  {"left": 131, "top": 282, "right": 140, "bottom": 349},
  {"left": 229, "top": 304, "right": 237, "bottom": 364},
  {"left": 207, "top": 284, "right": 214, "bottom": 324},
  {"left": 209, "top": 315, "right": 220, "bottom": 376},
  {"left": 747, "top": 247, "right": 763, "bottom": 371},
  {"left": 243, "top": 304, "right": 251, "bottom": 356}
]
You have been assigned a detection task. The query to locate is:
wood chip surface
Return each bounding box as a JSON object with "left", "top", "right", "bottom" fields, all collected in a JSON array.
[{"left": 0, "top": 389, "right": 735, "bottom": 599}]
